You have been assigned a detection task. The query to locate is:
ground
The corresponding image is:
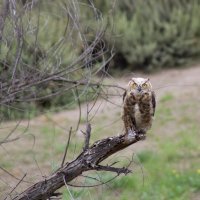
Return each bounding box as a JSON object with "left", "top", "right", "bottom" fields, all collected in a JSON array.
[{"left": 0, "top": 65, "right": 200, "bottom": 199}]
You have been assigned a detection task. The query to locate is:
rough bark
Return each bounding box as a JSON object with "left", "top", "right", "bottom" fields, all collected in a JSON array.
[{"left": 13, "top": 133, "right": 145, "bottom": 200}]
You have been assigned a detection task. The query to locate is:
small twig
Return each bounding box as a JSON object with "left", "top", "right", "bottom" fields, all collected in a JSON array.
[
  {"left": 0, "top": 120, "right": 21, "bottom": 145},
  {"left": 0, "top": 137, "right": 20, "bottom": 145},
  {"left": 83, "top": 123, "right": 91, "bottom": 151},
  {"left": 75, "top": 87, "right": 81, "bottom": 132},
  {"left": 61, "top": 127, "right": 72, "bottom": 167},
  {"left": 94, "top": 165, "right": 132, "bottom": 175},
  {"left": 52, "top": 77, "right": 126, "bottom": 92},
  {"left": 66, "top": 174, "right": 119, "bottom": 188},
  {"left": 4, "top": 173, "right": 26, "bottom": 200},
  {"left": 0, "top": 166, "right": 31, "bottom": 184},
  {"left": 63, "top": 175, "right": 75, "bottom": 200}
]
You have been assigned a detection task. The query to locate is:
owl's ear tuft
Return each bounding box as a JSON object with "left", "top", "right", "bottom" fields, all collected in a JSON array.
[{"left": 144, "top": 78, "right": 150, "bottom": 84}]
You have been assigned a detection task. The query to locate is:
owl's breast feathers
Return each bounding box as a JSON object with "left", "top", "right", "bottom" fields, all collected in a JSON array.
[
  {"left": 137, "top": 91, "right": 155, "bottom": 131},
  {"left": 123, "top": 91, "right": 156, "bottom": 133}
]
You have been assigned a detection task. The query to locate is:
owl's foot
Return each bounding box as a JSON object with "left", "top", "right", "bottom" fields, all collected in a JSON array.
[
  {"left": 126, "top": 129, "right": 137, "bottom": 140},
  {"left": 137, "top": 129, "right": 146, "bottom": 140},
  {"left": 125, "top": 128, "right": 147, "bottom": 142},
  {"left": 138, "top": 129, "right": 146, "bottom": 135}
]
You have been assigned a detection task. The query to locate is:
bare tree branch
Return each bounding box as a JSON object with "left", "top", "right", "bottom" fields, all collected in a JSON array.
[{"left": 12, "top": 127, "right": 145, "bottom": 200}]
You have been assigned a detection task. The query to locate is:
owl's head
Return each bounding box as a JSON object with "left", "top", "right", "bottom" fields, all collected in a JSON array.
[{"left": 128, "top": 77, "right": 152, "bottom": 93}]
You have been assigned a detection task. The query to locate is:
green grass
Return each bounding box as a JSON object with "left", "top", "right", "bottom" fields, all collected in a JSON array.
[
  {"left": 108, "top": 157, "right": 200, "bottom": 200},
  {"left": 61, "top": 132, "right": 200, "bottom": 200},
  {"left": 60, "top": 90, "right": 200, "bottom": 200},
  {"left": 1, "top": 77, "right": 200, "bottom": 200},
  {"left": 160, "top": 92, "right": 174, "bottom": 103},
  {"left": 61, "top": 152, "right": 199, "bottom": 199}
]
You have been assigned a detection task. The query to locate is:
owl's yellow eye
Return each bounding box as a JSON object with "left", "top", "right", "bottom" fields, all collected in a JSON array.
[
  {"left": 131, "top": 82, "right": 137, "bottom": 89},
  {"left": 142, "top": 83, "right": 148, "bottom": 88}
]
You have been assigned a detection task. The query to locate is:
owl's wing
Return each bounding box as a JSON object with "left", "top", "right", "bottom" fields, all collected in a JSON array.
[
  {"left": 152, "top": 91, "right": 156, "bottom": 116},
  {"left": 123, "top": 90, "right": 127, "bottom": 102}
]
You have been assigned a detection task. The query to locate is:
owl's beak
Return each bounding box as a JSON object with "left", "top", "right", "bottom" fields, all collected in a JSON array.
[{"left": 137, "top": 86, "right": 142, "bottom": 92}]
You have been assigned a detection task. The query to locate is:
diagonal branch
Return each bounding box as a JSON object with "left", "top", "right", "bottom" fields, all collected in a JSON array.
[{"left": 12, "top": 126, "right": 145, "bottom": 200}]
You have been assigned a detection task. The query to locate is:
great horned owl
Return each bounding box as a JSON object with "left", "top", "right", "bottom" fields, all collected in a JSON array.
[{"left": 122, "top": 77, "right": 156, "bottom": 139}]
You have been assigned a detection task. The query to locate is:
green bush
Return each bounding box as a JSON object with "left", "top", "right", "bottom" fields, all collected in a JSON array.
[
  {"left": 104, "top": 0, "right": 200, "bottom": 71},
  {"left": 2, "top": 0, "right": 200, "bottom": 119}
]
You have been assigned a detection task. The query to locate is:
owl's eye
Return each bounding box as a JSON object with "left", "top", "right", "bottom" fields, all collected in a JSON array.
[
  {"left": 142, "top": 83, "right": 148, "bottom": 88},
  {"left": 130, "top": 82, "right": 137, "bottom": 89}
]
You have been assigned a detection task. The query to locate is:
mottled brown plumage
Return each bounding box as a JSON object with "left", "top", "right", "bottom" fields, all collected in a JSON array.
[{"left": 122, "top": 78, "right": 156, "bottom": 139}]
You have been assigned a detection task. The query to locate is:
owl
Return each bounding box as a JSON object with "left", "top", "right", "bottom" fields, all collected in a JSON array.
[{"left": 122, "top": 77, "right": 156, "bottom": 139}]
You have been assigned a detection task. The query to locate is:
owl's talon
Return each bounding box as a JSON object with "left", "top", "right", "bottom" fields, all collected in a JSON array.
[
  {"left": 138, "top": 134, "right": 146, "bottom": 140},
  {"left": 127, "top": 129, "right": 137, "bottom": 140},
  {"left": 138, "top": 129, "right": 146, "bottom": 135}
]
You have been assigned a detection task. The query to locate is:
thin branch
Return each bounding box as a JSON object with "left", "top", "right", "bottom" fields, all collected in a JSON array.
[
  {"left": 0, "top": 137, "right": 20, "bottom": 145},
  {"left": 4, "top": 173, "right": 26, "bottom": 200},
  {"left": 64, "top": 174, "right": 119, "bottom": 188},
  {"left": 0, "top": 166, "right": 31, "bottom": 184},
  {"left": 74, "top": 87, "right": 81, "bottom": 132},
  {"left": 0, "top": 120, "right": 21, "bottom": 145},
  {"left": 94, "top": 165, "right": 132, "bottom": 175},
  {"left": 61, "top": 127, "right": 72, "bottom": 168},
  {"left": 63, "top": 175, "right": 75, "bottom": 200}
]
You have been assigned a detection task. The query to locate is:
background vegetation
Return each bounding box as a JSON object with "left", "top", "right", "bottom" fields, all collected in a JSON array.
[
  {"left": 1, "top": 69, "right": 200, "bottom": 199},
  {"left": 0, "top": 1, "right": 200, "bottom": 199},
  {"left": 0, "top": 0, "right": 105, "bottom": 120},
  {"left": 96, "top": 0, "right": 200, "bottom": 71},
  {"left": 1, "top": 0, "right": 200, "bottom": 119}
]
